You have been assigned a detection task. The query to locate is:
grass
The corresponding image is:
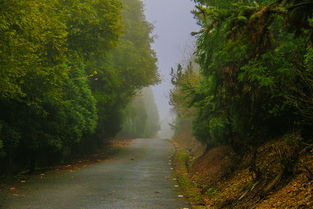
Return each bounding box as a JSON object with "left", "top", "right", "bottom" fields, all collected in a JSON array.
[{"left": 173, "top": 150, "right": 206, "bottom": 207}]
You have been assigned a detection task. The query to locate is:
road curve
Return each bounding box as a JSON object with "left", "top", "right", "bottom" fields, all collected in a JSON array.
[{"left": 1, "top": 138, "right": 189, "bottom": 209}]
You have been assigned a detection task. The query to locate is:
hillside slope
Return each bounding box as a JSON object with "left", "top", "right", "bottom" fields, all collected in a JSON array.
[{"left": 173, "top": 133, "right": 313, "bottom": 209}]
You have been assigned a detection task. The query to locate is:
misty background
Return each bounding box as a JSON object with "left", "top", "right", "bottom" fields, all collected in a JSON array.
[{"left": 143, "top": 0, "right": 199, "bottom": 138}]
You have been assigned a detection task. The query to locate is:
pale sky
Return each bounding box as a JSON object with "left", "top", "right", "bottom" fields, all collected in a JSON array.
[{"left": 143, "top": 0, "right": 199, "bottom": 138}]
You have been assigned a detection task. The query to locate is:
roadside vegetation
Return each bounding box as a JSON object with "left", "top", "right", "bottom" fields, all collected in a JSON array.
[
  {"left": 171, "top": 0, "right": 313, "bottom": 208},
  {"left": 0, "top": 0, "right": 159, "bottom": 175},
  {"left": 118, "top": 87, "right": 160, "bottom": 139}
]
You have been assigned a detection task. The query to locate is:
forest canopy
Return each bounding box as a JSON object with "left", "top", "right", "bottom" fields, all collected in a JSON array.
[
  {"left": 170, "top": 1, "right": 313, "bottom": 206},
  {"left": 118, "top": 87, "right": 160, "bottom": 139},
  {"left": 0, "top": 0, "right": 159, "bottom": 173},
  {"left": 171, "top": 0, "right": 313, "bottom": 150}
]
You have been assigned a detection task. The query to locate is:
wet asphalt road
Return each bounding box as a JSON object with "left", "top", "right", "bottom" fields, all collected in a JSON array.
[{"left": 1, "top": 138, "right": 190, "bottom": 209}]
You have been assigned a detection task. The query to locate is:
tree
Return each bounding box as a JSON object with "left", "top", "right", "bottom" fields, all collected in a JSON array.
[
  {"left": 173, "top": 0, "right": 313, "bottom": 151},
  {"left": 119, "top": 88, "right": 160, "bottom": 138},
  {"left": 88, "top": 0, "right": 159, "bottom": 141},
  {"left": 0, "top": 0, "right": 122, "bottom": 173}
]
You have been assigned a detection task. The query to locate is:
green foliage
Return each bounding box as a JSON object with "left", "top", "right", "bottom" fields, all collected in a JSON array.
[
  {"left": 89, "top": 0, "right": 159, "bottom": 141},
  {"left": 171, "top": 0, "right": 313, "bottom": 151},
  {"left": 304, "top": 47, "right": 313, "bottom": 71},
  {"left": 170, "top": 61, "right": 202, "bottom": 139},
  {"left": 118, "top": 88, "right": 160, "bottom": 138},
  {"left": 0, "top": 0, "right": 158, "bottom": 173}
]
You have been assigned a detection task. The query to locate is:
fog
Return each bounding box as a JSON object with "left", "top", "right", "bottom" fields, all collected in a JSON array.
[{"left": 143, "top": 0, "right": 199, "bottom": 138}]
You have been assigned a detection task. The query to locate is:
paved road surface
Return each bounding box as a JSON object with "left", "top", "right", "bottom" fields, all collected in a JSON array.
[{"left": 1, "top": 138, "right": 189, "bottom": 209}]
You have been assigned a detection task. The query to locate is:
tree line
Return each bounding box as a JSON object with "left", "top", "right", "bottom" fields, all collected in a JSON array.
[
  {"left": 171, "top": 0, "right": 313, "bottom": 152},
  {"left": 0, "top": 0, "right": 159, "bottom": 174},
  {"left": 118, "top": 87, "right": 160, "bottom": 139}
]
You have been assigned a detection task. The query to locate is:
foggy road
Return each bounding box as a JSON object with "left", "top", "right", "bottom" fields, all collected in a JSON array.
[{"left": 1, "top": 139, "right": 189, "bottom": 209}]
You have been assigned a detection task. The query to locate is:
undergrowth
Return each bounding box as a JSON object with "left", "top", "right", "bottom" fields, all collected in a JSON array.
[
  {"left": 173, "top": 149, "right": 204, "bottom": 207},
  {"left": 173, "top": 137, "right": 313, "bottom": 209}
]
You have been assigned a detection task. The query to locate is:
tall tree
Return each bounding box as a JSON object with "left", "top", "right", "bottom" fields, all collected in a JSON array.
[{"left": 171, "top": 0, "right": 313, "bottom": 151}]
